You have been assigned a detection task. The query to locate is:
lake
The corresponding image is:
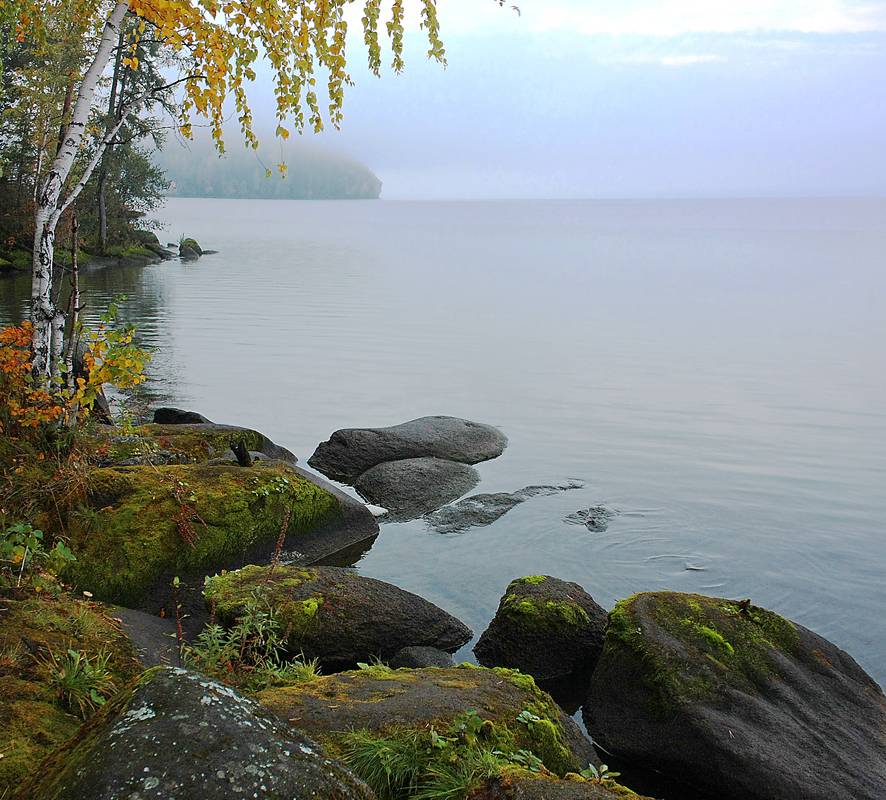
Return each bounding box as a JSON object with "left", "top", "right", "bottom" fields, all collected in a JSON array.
[{"left": 2, "top": 197, "right": 885, "bottom": 690}]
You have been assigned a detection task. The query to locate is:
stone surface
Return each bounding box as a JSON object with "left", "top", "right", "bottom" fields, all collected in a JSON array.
[
  {"left": 388, "top": 645, "right": 454, "bottom": 668},
  {"left": 258, "top": 664, "right": 598, "bottom": 775},
  {"left": 354, "top": 456, "right": 480, "bottom": 520},
  {"left": 153, "top": 407, "right": 213, "bottom": 425},
  {"left": 585, "top": 592, "right": 886, "bottom": 800},
  {"left": 475, "top": 576, "right": 608, "bottom": 681},
  {"left": 470, "top": 769, "right": 655, "bottom": 800},
  {"left": 17, "top": 667, "right": 373, "bottom": 800},
  {"left": 563, "top": 507, "right": 617, "bottom": 532},
  {"left": 205, "top": 564, "right": 472, "bottom": 667},
  {"left": 425, "top": 482, "right": 583, "bottom": 533},
  {"left": 308, "top": 415, "right": 507, "bottom": 483}
]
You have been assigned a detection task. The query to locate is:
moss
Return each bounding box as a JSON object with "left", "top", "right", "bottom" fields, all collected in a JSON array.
[
  {"left": 512, "top": 575, "right": 547, "bottom": 586},
  {"left": 501, "top": 593, "right": 591, "bottom": 629},
  {"left": 0, "top": 588, "right": 140, "bottom": 795},
  {"left": 605, "top": 592, "right": 801, "bottom": 716},
  {"left": 180, "top": 237, "right": 202, "bottom": 254},
  {"left": 63, "top": 462, "right": 340, "bottom": 605}
]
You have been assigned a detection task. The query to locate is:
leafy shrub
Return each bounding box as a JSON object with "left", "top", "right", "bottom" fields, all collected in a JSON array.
[
  {"left": 46, "top": 648, "right": 116, "bottom": 718},
  {"left": 0, "top": 522, "right": 75, "bottom": 587}
]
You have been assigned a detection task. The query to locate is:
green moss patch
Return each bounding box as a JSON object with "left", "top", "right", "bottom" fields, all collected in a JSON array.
[
  {"left": 501, "top": 589, "right": 591, "bottom": 630},
  {"left": 63, "top": 462, "right": 340, "bottom": 605},
  {"left": 0, "top": 588, "right": 140, "bottom": 795},
  {"left": 605, "top": 592, "right": 801, "bottom": 714}
]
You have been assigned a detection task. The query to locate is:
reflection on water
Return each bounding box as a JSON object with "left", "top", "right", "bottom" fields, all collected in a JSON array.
[{"left": 2, "top": 197, "right": 885, "bottom": 690}]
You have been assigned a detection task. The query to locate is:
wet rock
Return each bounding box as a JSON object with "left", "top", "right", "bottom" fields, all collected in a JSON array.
[
  {"left": 17, "top": 667, "right": 373, "bottom": 800},
  {"left": 354, "top": 457, "right": 480, "bottom": 520},
  {"left": 426, "top": 482, "right": 583, "bottom": 533},
  {"left": 475, "top": 576, "right": 608, "bottom": 681},
  {"left": 258, "top": 664, "right": 598, "bottom": 776},
  {"left": 179, "top": 237, "right": 203, "bottom": 259},
  {"left": 153, "top": 407, "right": 213, "bottom": 425},
  {"left": 584, "top": 592, "right": 886, "bottom": 800},
  {"left": 388, "top": 646, "right": 454, "bottom": 668},
  {"left": 205, "top": 564, "right": 472, "bottom": 668},
  {"left": 564, "top": 507, "right": 617, "bottom": 532},
  {"left": 309, "top": 415, "right": 507, "bottom": 483}
]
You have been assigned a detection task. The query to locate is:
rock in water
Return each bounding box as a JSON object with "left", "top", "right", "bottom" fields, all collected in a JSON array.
[
  {"left": 205, "top": 564, "right": 472, "bottom": 667},
  {"left": 389, "top": 646, "right": 454, "bottom": 668},
  {"left": 257, "top": 664, "right": 598, "bottom": 776},
  {"left": 585, "top": 592, "right": 886, "bottom": 800},
  {"left": 308, "top": 415, "right": 508, "bottom": 483},
  {"left": 17, "top": 667, "right": 373, "bottom": 800},
  {"left": 354, "top": 456, "right": 480, "bottom": 520},
  {"left": 474, "top": 576, "right": 608, "bottom": 681},
  {"left": 564, "top": 506, "right": 617, "bottom": 532},
  {"left": 153, "top": 407, "right": 213, "bottom": 425}
]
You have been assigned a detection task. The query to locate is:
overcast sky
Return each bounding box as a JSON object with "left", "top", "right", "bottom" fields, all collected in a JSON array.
[{"left": 252, "top": 0, "right": 886, "bottom": 198}]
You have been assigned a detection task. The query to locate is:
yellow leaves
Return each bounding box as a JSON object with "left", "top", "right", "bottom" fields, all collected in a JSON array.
[
  {"left": 275, "top": 124, "right": 290, "bottom": 140},
  {"left": 122, "top": 56, "right": 139, "bottom": 71},
  {"left": 277, "top": 162, "right": 288, "bottom": 177}
]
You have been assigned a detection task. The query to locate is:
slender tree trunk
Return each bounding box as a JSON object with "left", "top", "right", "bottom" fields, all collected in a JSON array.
[
  {"left": 64, "top": 211, "right": 81, "bottom": 405},
  {"left": 31, "top": 1, "right": 129, "bottom": 379},
  {"left": 57, "top": 80, "right": 75, "bottom": 155},
  {"left": 98, "top": 25, "right": 126, "bottom": 255}
]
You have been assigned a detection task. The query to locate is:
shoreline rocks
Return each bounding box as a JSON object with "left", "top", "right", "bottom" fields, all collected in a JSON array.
[
  {"left": 584, "top": 592, "right": 886, "bottom": 800},
  {"left": 475, "top": 576, "right": 608, "bottom": 682}
]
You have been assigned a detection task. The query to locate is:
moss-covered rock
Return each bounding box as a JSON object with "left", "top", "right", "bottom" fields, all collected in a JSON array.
[
  {"left": 0, "top": 588, "right": 140, "bottom": 796},
  {"left": 585, "top": 592, "right": 886, "bottom": 800},
  {"left": 475, "top": 576, "right": 608, "bottom": 682},
  {"left": 470, "top": 767, "right": 655, "bottom": 799},
  {"left": 204, "top": 564, "right": 472, "bottom": 667},
  {"left": 16, "top": 667, "right": 374, "bottom": 800},
  {"left": 63, "top": 461, "right": 340, "bottom": 608},
  {"left": 257, "top": 664, "right": 597, "bottom": 777},
  {"left": 179, "top": 237, "right": 203, "bottom": 259}
]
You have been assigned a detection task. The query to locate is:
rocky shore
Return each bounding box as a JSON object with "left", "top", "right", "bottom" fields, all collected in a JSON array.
[{"left": 2, "top": 410, "right": 884, "bottom": 800}]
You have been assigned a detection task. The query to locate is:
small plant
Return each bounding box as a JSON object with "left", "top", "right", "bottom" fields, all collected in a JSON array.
[
  {"left": 0, "top": 522, "right": 76, "bottom": 587},
  {"left": 580, "top": 762, "right": 622, "bottom": 783},
  {"left": 516, "top": 709, "right": 541, "bottom": 726},
  {"left": 46, "top": 648, "right": 116, "bottom": 718},
  {"left": 251, "top": 475, "right": 293, "bottom": 498},
  {"left": 497, "top": 748, "right": 544, "bottom": 773}
]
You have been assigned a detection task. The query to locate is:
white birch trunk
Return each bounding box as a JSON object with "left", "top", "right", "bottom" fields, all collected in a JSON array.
[{"left": 30, "top": 1, "right": 129, "bottom": 379}]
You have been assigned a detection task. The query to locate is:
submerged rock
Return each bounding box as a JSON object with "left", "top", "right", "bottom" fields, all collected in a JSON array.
[
  {"left": 204, "top": 564, "right": 472, "bottom": 667},
  {"left": 17, "top": 667, "right": 373, "bottom": 800},
  {"left": 563, "top": 506, "right": 617, "bottom": 532},
  {"left": 388, "top": 646, "right": 454, "bottom": 669},
  {"left": 426, "top": 482, "right": 583, "bottom": 533},
  {"left": 308, "top": 415, "right": 508, "bottom": 483},
  {"left": 354, "top": 456, "right": 480, "bottom": 520},
  {"left": 475, "top": 576, "right": 608, "bottom": 681},
  {"left": 585, "top": 592, "right": 886, "bottom": 800},
  {"left": 258, "top": 664, "right": 597, "bottom": 776}
]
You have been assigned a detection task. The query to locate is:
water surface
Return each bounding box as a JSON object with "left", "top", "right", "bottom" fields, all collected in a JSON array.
[{"left": 3, "top": 197, "right": 885, "bottom": 688}]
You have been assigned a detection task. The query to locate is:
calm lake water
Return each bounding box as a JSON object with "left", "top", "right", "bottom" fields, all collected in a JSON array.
[{"left": 3, "top": 197, "right": 885, "bottom": 689}]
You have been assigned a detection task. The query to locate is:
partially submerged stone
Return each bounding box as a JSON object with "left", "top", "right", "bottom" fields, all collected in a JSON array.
[
  {"left": 563, "top": 507, "right": 617, "bottom": 532},
  {"left": 309, "top": 415, "right": 508, "bottom": 483},
  {"left": 475, "top": 576, "right": 608, "bottom": 681},
  {"left": 152, "top": 407, "right": 213, "bottom": 425},
  {"left": 17, "top": 667, "right": 373, "bottom": 800},
  {"left": 354, "top": 456, "right": 480, "bottom": 520},
  {"left": 258, "top": 664, "right": 597, "bottom": 776},
  {"left": 205, "top": 564, "right": 472, "bottom": 667},
  {"left": 585, "top": 592, "right": 886, "bottom": 800},
  {"left": 0, "top": 589, "right": 140, "bottom": 795}
]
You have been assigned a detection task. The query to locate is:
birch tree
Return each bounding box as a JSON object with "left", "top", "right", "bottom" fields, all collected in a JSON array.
[{"left": 11, "top": 0, "right": 450, "bottom": 383}]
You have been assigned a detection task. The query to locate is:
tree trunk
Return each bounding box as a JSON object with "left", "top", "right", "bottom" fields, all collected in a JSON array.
[{"left": 30, "top": 1, "right": 129, "bottom": 379}]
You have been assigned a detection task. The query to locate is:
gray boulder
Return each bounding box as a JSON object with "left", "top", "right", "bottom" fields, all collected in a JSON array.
[
  {"left": 205, "top": 564, "right": 472, "bottom": 668},
  {"left": 585, "top": 592, "right": 886, "bottom": 800},
  {"left": 354, "top": 457, "right": 480, "bottom": 520},
  {"left": 153, "top": 407, "right": 213, "bottom": 425},
  {"left": 308, "top": 416, "right": 507, "bottom": 483},
  {"left": 389, "top": 646, "right": 455, "bottom": 668},
  {"left": 17, "top": 667, "right": 373, "bottom": 800},
  {"left": 474, "top": 576, "right": 608, "bottom": 681}
]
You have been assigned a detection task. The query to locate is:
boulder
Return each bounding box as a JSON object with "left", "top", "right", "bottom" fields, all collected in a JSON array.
[
  {"left": 475, "top": 576, "right": 608, "bottom": 681},
  {"left": 179, "top": 237, "right": 203, "bottom": 258},
  {"left": 470, "top": 768, "right": 655, "bottom": 800},
  {"left": 308, "top": 415, "right": 507, "bottom": 483},
  {"left": 153, "top": 407, "right": 213, "bottom": 425},
  {"left": 354, "top": 456, "right": 480, "bottom": 520},
  {"left": 426, "top": 482, "right": 583, "bottom": 533},
  {"left": 0, "top": 588, "right": 141, "bottom": 796},
  {"left": 17, "top": 667, "right": 373, "bottom": 800},
  {"left": 258, "top": 664, "right": 597, "bottom": 776},
  {"left": 563, "top": 507, "right": 617, "bottom": 532},
  {"left": 179, "top": 245, "right": 200, "bottom": 260},
  {"left": 205, "top": 564, "right": 472, "bottom": 667},
  {"left": 584, "top": 592, "right": 886, "bottom": 800},
  {"left": 388, "top": 646, "right": 454, "bottom": 668}
]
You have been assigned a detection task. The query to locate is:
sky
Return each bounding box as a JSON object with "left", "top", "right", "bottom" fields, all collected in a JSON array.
[{"left": 252, "top": 0, "right": 886, "bottom": 198}]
